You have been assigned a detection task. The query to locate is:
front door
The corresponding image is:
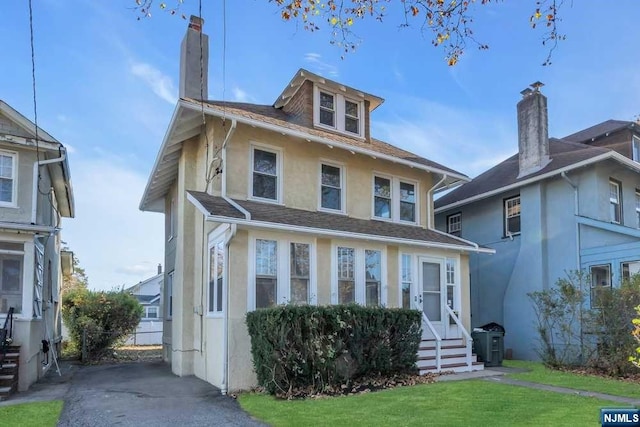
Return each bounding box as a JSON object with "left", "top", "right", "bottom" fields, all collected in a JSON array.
[{"left": 417, "top": 257, "right": 462, "bottom": 340}]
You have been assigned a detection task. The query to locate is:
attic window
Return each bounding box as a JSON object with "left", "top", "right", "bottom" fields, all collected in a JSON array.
[
  {"left": 0, "top": 151, "right": 16, "bottom": 206},
  {"left": 314, "top": 86, "right": 364, "bottom": 137},
  {"left": 633, "top": 136, "right": 640, "bottom": 162}
]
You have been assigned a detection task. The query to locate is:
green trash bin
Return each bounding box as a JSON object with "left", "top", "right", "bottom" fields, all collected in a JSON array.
[{"left": 471, "top": 330, "right": 504, "bottom": 367}]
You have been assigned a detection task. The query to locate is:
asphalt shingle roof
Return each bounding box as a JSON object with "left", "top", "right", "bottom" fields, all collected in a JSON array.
[
  {"left": 435, "top": 138, "right": 610, "bottom": 209},
  {"left": 563, "top": 120, "right": 632, "bottom": 143},
  {"left": 194, "top": 100, "right": 466, "bottom": 177},
  {"left": 189, "top": 190, "right": 476, "bottom": 248}
]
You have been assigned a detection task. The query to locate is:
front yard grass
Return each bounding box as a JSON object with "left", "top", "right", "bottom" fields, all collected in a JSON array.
[
  {"left": 0, "top": 400, "right": 63, "bottom": 427},
  {"left": 238, "top": 379, "right": 622, "bottom": 426},
  {"left": 504, "top": 360, "right": 640, "bottom": 399}
]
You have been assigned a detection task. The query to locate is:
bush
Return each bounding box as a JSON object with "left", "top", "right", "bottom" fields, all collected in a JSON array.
[
  {"left": 529, "top": 271, "right": 640, "bottom": 376},
  {"left": 62, "top": 288, "right": 143, "bottom": 361},
  {"left": 245, "top": 304, "right": 421, "bottom": 396}
]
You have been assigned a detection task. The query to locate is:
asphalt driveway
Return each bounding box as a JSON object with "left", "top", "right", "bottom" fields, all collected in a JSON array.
[{"left": 8, "top": 360, "right": 266, "bottom": 427}]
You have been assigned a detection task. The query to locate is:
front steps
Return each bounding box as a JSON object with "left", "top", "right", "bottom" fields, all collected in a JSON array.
[
  {"left": 0, "top": 345, "right": 19, "bottom": 400},
  {"left": 418, "top": 338, "right": 484, "bottom": 375}
]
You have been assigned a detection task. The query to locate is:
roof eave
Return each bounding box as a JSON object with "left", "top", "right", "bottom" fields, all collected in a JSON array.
[
  {"left": 180, "top": 99, "right": 469, "bottom": 182},
  {"left": 435, "top": 151, "right": 640, "bottom": 213}
]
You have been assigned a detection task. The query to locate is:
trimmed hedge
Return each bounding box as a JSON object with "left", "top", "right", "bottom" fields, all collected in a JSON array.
[{"left": 245, "top": 304, "right": 421, "bottom": 395}]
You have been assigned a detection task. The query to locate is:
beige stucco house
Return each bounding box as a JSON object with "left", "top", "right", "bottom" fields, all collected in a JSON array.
[
  {"left": 0, "top": 100, "right": 74, "bottom": 394},
  {"left": 140, "top": 16, "right": 492, "bottom": 393}
]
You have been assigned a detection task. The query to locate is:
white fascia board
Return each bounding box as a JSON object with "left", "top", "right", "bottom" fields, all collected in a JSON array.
[
  {"left": 139, "top": 103, "right": 184, "bottom": 212},
  {"left": 200, "top": 213, "right": 494, "bottom": 254},
  {"left": 178, "top": 100, "right": 469, "bottom": 183},
  {"left": 434, "top": 152, "right": 635, "bottom": 213},
  {"left": 0, "top": 222, "right": 56, "bottom": 234}
]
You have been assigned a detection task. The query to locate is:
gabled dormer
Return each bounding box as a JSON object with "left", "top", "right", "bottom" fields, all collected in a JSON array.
[{"left": 274, "top": 69, "right": 384, "bottom": 141}]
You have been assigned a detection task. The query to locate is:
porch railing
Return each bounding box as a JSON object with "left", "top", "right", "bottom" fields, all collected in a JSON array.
[
  {"left": 445, "top": 305, "right": 473, "bottom": 369},
  {"left": 0, "top": 307, "right": 15, "bottom": 363},
  {"left": 414, "top": 301, "right": 441, "bottom": 371}
]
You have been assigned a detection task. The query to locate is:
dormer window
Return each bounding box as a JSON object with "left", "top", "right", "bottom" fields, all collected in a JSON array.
[
  {"left": 344, "top": 100, "right": 359, "bottom": 134},
  {"left": 319, "top": 92, "right": 335, "bottom": 127},
  {"left": 314, "top": 86, "right": 364, "bottom": 137}
]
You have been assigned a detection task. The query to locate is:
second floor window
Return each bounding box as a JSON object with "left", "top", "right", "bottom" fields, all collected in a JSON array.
[
  {"left": 252, "top": 148, "right": 279, "bottom": 201},
  {"left": 0, "top": 152, "right": 16, "bottom": 205},
  {"left": 399, "top": 182, "right": 416, "bottom": 222},
  {"left": 504, "top": 196, "right": 521, "bottom": 236},
  {"left": 320, "top": 163, "right": 343, "bottom": 211},
  {"left": 373, "top": 176, "right": 392, "bottom": 219},
  {"left": 447, "top": 213, "right": 462, "bottom": 236},
  {"left": 609, "top": 180, "right": 621, "bottom": 224}
]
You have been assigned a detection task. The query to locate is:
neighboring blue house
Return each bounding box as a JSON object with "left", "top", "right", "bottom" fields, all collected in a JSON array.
[{"left": 434, "top": 83, "right": 640, "bottom": 360}]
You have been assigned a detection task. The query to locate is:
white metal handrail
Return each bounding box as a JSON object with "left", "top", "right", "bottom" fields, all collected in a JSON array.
[
  {"left": 414, "top": 301, "right": 442, "bottom": 371},
  {"left": 445, "top": 305, "right": 473, "bottom": 369}
]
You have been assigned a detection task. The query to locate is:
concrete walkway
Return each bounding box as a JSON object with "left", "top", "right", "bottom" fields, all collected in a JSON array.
[{"left": 436, "top": 366, "right": 640, "bottom": 405}]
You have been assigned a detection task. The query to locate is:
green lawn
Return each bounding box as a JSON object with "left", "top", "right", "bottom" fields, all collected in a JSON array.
[
  {"left": 239, "top": 380, "right": 623, "bottom": 426},
  {"left": 504, "top": 360, "right": 640, "bottom": 399},
  {"left": 0, "top": 400, "right": 63, "bottom": 427}
]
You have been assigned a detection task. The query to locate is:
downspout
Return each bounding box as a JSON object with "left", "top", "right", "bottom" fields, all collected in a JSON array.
[
  {"left": 220, "top": 223, "right": 236, "bottom": 396},
  {"left": 560, "top": 172, "right": 580, "bottom": 271},
  {"left": 219, "top": 119, "right": 250, "bottom": 220},
  {"left": 218, "top": 119, "right": 240, "bottom": 395},
  {"left": 427, "top": 174, "right": 447, "bottom": 229},
  {"left": 32, "top": 148, "right": 66, "bottom": 224}
]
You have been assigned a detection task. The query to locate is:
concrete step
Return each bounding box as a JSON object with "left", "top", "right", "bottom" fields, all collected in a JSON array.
[
  {"left": 417, "top": 353, "right": 478, "bottom": 368},
  {"left": 419, "top": 361, "right": 485, "bottom": 375},
  {"left": 418, "top": 344, "right": 468, "bottom": 358}
]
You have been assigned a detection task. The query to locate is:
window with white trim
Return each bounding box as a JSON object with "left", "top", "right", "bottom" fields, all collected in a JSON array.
[
  {"left": 344, "top": 100, "right": 360, "bottom": 134},
  {"left": 252, "top": 147, "right": 280, "bottom": 202},
  {"left": 504, "top": 196, "right": 521, "bottom": 235},
  {"left": 0, "top": 151, "right": 16, "bottom": 206},
  {"left": 633, "top": 136, "right": 640, "bottom": 162},
  {"left": 208, "top": 240, "right": 225, "bottom": 314},
  {"left": 447, "top": 213, "right": 462, "bottom": 236},
  {"left": 365, "top": 250, "right": 381, "bottom": 306},
  {"left": 144, "top": 306, "right": 159, "bottom": 319},
  {"left": 255, "top": 239, "right": 277, "bottom": 309},
  {"left": 622, "top": 261, "right": 640, "bottom": 282},
  {"left": 314, "top": 86, "right": 364, "bottom": 137},
  {"left": 399, "top": 181, "right": 416, "bottom": 222},
  {"left": 290, "top": 243, "right": 310, "bottom": 305},
  {"left": 372, "top": 175, "right": 419, "bottom": 224},
  {"left": 0, "top": 242, "right": 23, "bottom": 314},
  {"left": 609, "top": 180, "right": 622, "bottom": 224},
  {"left": 373, "top": 176, "right": 392, "bottom": 219},
  {"left": 636, "top": 190, "right": 640, "bottom": 229},
  {"left": 337, "top": 247, "right": 355, "bottom": 304},
  {"left": 320, "top": 163, "right": 344, "bottom": 212},
  {"left": 590, "top": 264, "right": 611, "bottom": 308},
  {"left": 319, "top": 92, "right": 336, "bottom": 128},
  {"left": 401, "top": 254, "right": 412, "bottom": 310}
]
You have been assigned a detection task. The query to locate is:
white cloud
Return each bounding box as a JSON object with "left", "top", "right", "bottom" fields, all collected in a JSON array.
[
  {"left": 304, "top": 52, "right": 339, "bottom": 77},
  {"left": 130, "top": 62, "right": 177, "bottom": 104},
  {"left": 373, "top": 96, "right": 516, "bottom": 178},
  {"left": 61, "top": 156, "right": 164, "bottom": 291},
  {"left": 231, "top": 86, "right": 257, "bottom": 103}
]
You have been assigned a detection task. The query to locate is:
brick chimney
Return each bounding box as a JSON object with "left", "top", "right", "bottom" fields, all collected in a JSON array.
[
  {"left": 179, "top": 15, "right": 208, "bottom": 100},
  {"left": 517, "top": 82, "right": 550, "bottom": 178}
]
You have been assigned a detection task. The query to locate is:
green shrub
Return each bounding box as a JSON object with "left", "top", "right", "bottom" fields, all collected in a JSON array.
[
  {"left": 62, "top": 289, "right": 143, "bottom": 361},
  {"left": 245, "top": 304, "right": 421, "bottom": 395}
]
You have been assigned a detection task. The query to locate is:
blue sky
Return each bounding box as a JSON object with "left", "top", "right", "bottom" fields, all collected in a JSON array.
[{"left": 1, "top": 0, "right": 639, "bottom": 290}]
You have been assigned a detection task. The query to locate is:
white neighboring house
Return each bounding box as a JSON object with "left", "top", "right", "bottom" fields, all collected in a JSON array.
[{"left": 124, "top": 264, "right": 163, "bottom": 345}]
